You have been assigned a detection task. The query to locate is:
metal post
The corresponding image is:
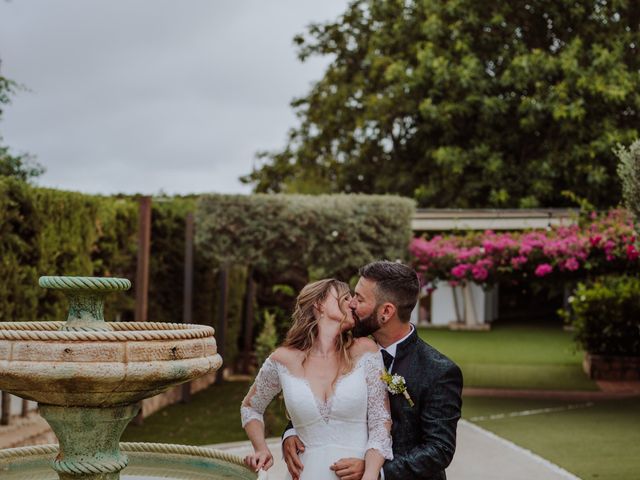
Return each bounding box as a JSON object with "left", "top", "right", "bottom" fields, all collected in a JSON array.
[
  {"left": 1, "top": 391, "right": 10, "bottom": 426},
  {"left": 215, "top": 267, "right": 229, "bottom": 383},
  {"left": 242, "top": 267, "right": 256, "bottom": 373},
  {"left": 181, "top": 213, "right": 194, "bottom": 403},
  {"left": 133, "top": 196, "right": 151, "bottom": 425},
  {"left": 135, "top": 196, "right": 152, "bottom": 323}
]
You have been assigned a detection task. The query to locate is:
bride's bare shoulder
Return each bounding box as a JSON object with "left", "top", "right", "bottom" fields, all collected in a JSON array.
[
  {"left": 270, "top": 346, "right": 304, "bottom": 365},
  {"left": 351, "top": 337, "right": 378, "bottom": 355}
]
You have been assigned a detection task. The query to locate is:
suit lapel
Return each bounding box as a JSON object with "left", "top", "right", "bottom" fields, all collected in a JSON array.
[{"left": 385, "top": 329, "right": 419, "bottom": 421}]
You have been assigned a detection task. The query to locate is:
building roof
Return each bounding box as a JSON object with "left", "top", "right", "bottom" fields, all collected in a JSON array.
[{"left": 411, "top": 209, "right": 578, "bottom": 231}]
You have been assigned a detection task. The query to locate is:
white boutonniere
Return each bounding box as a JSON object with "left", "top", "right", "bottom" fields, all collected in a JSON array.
[{"left": 380, "top": 368, "right": 414, "bottom": 407}]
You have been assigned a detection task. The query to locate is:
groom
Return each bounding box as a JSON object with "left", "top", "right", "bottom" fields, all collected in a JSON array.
[{"left": 283, "top": 260, "right": 463, "bottom": 479}]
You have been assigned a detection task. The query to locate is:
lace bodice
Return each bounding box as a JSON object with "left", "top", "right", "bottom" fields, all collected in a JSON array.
[{"left": 241, "top": 351, "right": 393, "bottom": 461}]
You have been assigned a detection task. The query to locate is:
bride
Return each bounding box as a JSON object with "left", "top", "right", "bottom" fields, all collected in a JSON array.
[{"left": 240, "top": 278, "right": 393, "bottom": 479}]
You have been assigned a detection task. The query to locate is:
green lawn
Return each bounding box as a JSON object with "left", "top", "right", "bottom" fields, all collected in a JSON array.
[
  {"left": 462, "top": 396, "right": 640, "bottom": 480},
  {"left": 418, "top": 322, "right": 598, "bottom": 390},
  {"left": 122, "top": 381, "right": 289, "bottom": 445}
]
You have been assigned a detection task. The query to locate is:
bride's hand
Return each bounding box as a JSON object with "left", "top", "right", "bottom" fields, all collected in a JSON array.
[{"left": 244, "top": 448, "right": 274, "bottom": 472}]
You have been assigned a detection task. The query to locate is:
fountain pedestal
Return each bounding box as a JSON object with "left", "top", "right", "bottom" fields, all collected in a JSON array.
[{"left": 41, "top": 405, "right": 139, "bottom": 480}]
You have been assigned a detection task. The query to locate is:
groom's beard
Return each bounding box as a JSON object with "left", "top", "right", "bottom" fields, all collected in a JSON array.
[{"left": 352, "top": 305, "right": 382, "bottom": 338}]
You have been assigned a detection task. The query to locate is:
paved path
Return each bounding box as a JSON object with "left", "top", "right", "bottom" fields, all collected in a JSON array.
[
  {"left": 447, "top": 420, "right": 579, "bottom": 480},
  {"left": 0, "top": 413, "right": 54, "bottom": 449},
  {"left": 208, "top": 419, "right": 580, "bottom": 479}
]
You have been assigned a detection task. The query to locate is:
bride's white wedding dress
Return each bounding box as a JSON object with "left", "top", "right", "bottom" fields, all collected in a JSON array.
[{"left": 241, "top": 351, "right": 393, "bottom": 479}]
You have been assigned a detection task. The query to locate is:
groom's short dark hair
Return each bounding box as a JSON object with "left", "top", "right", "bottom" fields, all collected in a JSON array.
[{"left": 359, "top": 260, "right": 419, "bottom": 323}]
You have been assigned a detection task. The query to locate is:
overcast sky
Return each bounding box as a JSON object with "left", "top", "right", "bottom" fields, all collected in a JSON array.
[{"left": 0, "top": 0, "right": 348, "bottom": 195}]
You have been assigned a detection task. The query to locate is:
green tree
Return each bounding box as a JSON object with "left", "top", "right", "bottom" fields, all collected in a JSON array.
[
  {"left": 0, "top": 69, "right": 44, "bottom": 181},
  {"left": 242, "top": 0, "right": 640, "bottom": 208}
]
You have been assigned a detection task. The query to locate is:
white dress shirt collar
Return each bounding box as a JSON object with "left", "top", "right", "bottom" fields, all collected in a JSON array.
[{"left": 380, "top": 324, "right": 415, "bottom": 358}]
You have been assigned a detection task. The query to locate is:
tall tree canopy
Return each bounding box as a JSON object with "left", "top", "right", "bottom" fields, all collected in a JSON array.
[
  {"left": 0, "top": 68, "right": 43, "bottom": 182},
  {"left": 242, "top": 0, "right": 640, "bottom": 208}
]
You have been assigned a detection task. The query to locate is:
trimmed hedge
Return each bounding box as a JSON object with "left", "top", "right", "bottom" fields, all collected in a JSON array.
[
  {"left": 565, "top": 275, "right": 640, "bottom": 356},
  {"left": 0, "top": 179, "right": 134, "bottom": 323},
  {"left": 4, "top": 185, "right": 193, "bottom": 323},
  {"left": 146, "top": 197, "right": 196, "bottom": 324},
  {"left": 195, "top": 194, "right": 416, "bottom": 279}
]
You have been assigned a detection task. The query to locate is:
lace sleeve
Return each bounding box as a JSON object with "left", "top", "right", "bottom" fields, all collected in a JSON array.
[
  {"left": 363, "top": 352, "right": 393, "bottom": 460},
  {"left": 240, "top": 357, "right": 282, "bottom": 428}
]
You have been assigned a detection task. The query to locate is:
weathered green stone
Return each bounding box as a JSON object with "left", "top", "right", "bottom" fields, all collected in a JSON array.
[
  {"left": 60, "top": 291, "right": 112, "bottom": 332},
  {"left": 40, "top": 404, "right": 140, "bottom": 480},
  {"left": 38, "top": 276, "right": 131, "bottom": 332}
]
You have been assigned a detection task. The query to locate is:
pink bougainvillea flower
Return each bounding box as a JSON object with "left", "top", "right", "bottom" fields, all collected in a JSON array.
[
  {"left": 451, "top": 264, "right": 471, "bottom": 278},
  {"left": 534, "top": 264, "right": 553, "bottom": 277},
  {"left": 564, "top": 258, "right": 580, "bottom": 271},
  {"left": 472, "top": 265, "right": 489, "bottom": 281},
  {"left": 409, "top": 208, "right": 637, "bottom": 285},
  {"left": 511, "top": 255, "right": 528, "bottom": 269},
  {"left": 589, "top": 235, "right": 602, "bottom": 247}
]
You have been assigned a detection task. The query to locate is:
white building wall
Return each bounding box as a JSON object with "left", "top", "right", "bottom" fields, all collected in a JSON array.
[{"left": 431, "top": 282, "right": 498, "bottom": 326}]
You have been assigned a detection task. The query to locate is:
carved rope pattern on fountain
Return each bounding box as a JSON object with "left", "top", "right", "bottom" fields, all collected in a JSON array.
[
  {"left": 51, "top": 455, "right": 129, "bottom": 475},
  {"left": 0, "top": 322, "right": 215, "bottom": 341},
  {"left": 39, "top": 276, "right": 131, "bottom": 291},
  {"left": 122, "top": 442, "right": 247, "bottom": 465},
  {"left": 0, "top": 442, "right": 249, "bottom": 470},
  {"left": 0, "top": 444, "right": 58, "bottom": 459},
  {"left": 0, "top": 321, "right": 205, "bottom": 331}
]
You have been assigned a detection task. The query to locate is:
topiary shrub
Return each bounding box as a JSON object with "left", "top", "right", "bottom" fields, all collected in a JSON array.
[
  {"left": 195, "top": 193, "right": 415, "bottom": 279},
  {"left": 566, "top": 275, "right": 640, "bottom": 356},
  {"left": 617, "top": 139, "right": 640, "bottom": 223}
]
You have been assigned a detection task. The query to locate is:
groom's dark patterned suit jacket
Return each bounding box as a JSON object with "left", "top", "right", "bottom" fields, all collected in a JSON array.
[{"left": 382, "top": 328, "right": 462, "bottom": 479}]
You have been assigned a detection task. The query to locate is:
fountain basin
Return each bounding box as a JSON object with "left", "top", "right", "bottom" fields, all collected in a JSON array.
[
  {"left": 0, "top": 443, "right": 258, "bottom": 480},
  {"left": 0, "top": 321, "right": 222, "bottom": 406}
]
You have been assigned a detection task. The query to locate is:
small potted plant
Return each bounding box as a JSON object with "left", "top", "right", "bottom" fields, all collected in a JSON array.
[{"left": 564, "top": 276, "right": 640, "bottom": 380}]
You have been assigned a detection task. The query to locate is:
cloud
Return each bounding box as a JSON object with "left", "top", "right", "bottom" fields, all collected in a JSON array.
[{"left": 0, "top": 0, "right": 347, "bottom": 194}]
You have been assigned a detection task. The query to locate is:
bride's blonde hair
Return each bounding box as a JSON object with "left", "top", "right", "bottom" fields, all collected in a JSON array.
[{"left": 282, "top": 278, "right": 355, "bottom": 377}]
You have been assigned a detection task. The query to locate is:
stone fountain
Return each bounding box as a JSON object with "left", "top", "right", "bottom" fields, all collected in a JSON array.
[{"left": 0, "top": 276, "right": 257, "bottom": 480}]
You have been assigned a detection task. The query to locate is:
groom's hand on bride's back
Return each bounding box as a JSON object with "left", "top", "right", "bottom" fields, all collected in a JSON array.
[
  {"left": 330, "top": 457, "right": 365, "bottom": 480},
  {"left": 283, "top": 435, "right": 305, "bottom": 479}
]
